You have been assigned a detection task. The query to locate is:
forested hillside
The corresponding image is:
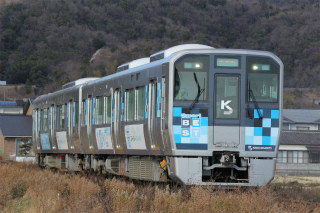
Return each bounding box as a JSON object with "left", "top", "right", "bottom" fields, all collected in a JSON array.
[{"left": 0, "top": 0, "right": 319, "bottom": 94}]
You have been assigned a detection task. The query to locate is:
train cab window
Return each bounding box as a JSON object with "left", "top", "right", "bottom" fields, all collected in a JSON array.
[
  {"left": 136, "top": 86, "right": 145, "bottom": 120},
  {"left": 174, "top": 55, "right": 209, "bottom": 101},
  {"left": 95, "top": 96, "right": 104, "bottom": 125},
  {"left": 105, "top": 96, "right": 112, "bottom": 124},
  {"left": 247, "top": 57, "right": 279, "bottom": 103},
  {"left": 125, "top": 89, "right": 134, "bottom": 121}
]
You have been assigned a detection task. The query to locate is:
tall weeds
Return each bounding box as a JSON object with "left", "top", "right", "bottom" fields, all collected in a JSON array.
[{"left": 0, "top": 162, "right": 319, "bottom": 213}]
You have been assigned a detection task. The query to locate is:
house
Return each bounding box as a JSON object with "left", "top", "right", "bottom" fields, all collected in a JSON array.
[
  {"left": 277, "top": 109, "right": 320, "bottom": 176},
  {"left": 0, "top": 99, "right": 34, "bottom": 161},
  {"left": 0, "top": 99, "right": 33, "bottom": 115},
  {"left": 0, "top": 101, "right": 24, "bottom": 114}
]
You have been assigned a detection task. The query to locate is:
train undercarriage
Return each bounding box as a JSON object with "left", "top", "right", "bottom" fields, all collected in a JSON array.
[{"left": 37, "top": 152, "right": 276, "bottom": 186}]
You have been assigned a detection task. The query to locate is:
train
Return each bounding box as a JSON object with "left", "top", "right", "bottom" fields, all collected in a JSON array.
[{"left": 32, "top": 44, "right": 283, "bottom": 186}]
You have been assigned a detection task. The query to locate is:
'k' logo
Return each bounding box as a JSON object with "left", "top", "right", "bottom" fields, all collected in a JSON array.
[{"left": 221, "top": 100, "right": 233, "bottom": 115}]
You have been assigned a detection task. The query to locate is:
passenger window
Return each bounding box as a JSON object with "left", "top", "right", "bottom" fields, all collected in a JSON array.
[
  {"left": 57, "top": 104, "right": 66, "bottom": 128},
  {"left": 136, "top": 86, "right": 145, "bottom": 120},
  {"left": 48, "top": 107, "right": 51, "bottom": 130},
  {"left": 43, "top": 108, "right": 48, "bottom": 131},
  {"left": 95, "top": 96, "right": 104, "bottom": 125},
  {"left": 105, "top": 96, "right": 111, "bottom": 124},
  {"left": 125, "top": 89, "right": 134, "bottom": 121},
  {"left": 215, "top": 75, "right": 239, "bottom": 119},
  {"left": 40, "top": 109, "right": 44, "bottom": 131},
  {"left": 174, "top": 55, "right": 209, "bottom": 101},
  {"left": 73, "top": 101, "right": 79, "bottom": 127},
  {"left": 81, "top": 100, "right": 86, "bottom": 126}
]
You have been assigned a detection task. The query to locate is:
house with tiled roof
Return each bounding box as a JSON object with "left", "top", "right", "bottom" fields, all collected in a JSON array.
[
  {"left": 276, "top": 109, "right": 320, "bottom": 176},
  {"left": 0, "top": 99, "right": 34, "bottom": 161}
]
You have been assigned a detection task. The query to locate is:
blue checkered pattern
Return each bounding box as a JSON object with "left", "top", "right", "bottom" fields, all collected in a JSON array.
[
  {"left": 245, "top": 109, "right": 279, "bottom": 146},
  {"left": 173, "top": 107, "right": 208, "bottom": 150}
]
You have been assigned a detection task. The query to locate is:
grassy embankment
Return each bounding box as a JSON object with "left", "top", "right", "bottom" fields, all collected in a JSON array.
[{"left": 0, "top": 162, "right": 319, "bottom": 213}]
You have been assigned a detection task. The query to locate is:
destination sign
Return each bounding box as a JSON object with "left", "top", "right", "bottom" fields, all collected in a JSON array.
[{"left": 216, "top": 58, "right": 239, "bottom": 68}]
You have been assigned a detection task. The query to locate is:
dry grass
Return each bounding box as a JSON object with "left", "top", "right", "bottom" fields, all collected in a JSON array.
[{"left": 0, "top": 162, "right": 319, "bottom": 213}]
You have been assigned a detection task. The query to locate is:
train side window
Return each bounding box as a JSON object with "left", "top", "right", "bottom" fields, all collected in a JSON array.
[
  {"left": 48, "top": 107, "right": 51, "bottom": 130},
  {"left": 57, "top": 104, "right": 66, "bottom": 129},
  {"left": 64, "top": 104, "right": 67, "bottom": 128},
  {"left": 125, "top": 89, "right": 134, "bottom": 121},
  {"left": 40, "top": 109, "right": 44, "bottom": 131},
  {"left": 96, "top": 96, "right": 104, "bottom": 125},
  {"left": 73, "top": 101, "right": 79, "bottom": 127},
  {"left": 136, "top": 86, "right": 145, "bottom": 120},
  {"left": 88, "top": 97, "right": 92, "bottom": 125},
  {"left": 105, "top": 96, "right": 111, "bottom": 124},
  {"left": 68, "top": 101, "right": 72, "bottom": 130},
  {"left": 57, "top": 105, "right": 61, "bottom": 128},
  {"left": 43, "top": 108, "right": 48, "bottom": 131},
  {"left": 81, "top": 100, "right": 86, "bottom": 126}
]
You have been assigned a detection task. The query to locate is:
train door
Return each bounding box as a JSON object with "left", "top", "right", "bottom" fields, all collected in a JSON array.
[
  {"left": 213, "top": 75, "right": 240, "bottom": 146},
  {"left": 113, "top": 89, "right": 122, "bottom": 149},
  {"left": 148, "top": 80, "right": 158, "bottom": 148}
]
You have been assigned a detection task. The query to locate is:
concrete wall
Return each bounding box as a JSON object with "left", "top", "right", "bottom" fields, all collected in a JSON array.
[
  {"left": 276, "top": 163, "right": 320, "bottom": 176},
  {"left": 0, "top": 138, "right": 16, "bottom": 160}
]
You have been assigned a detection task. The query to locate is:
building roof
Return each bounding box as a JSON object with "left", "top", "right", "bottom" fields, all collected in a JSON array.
[
  {"left": 280, "top": 131, "right": 320, "bottom": 146},
  {"left": 0, "top": 115, "right": 32, "bottom": 137},
  {"left": 283, "top": 109, "right": 320, "bottom": 123},
  {"left": 0, "top": 101, "right": 22, "bottom": 109}
]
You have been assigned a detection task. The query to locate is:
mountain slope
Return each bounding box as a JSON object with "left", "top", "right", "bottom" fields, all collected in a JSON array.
[{"left": 0, "top": 0, "right": 319, "bottom": 94}]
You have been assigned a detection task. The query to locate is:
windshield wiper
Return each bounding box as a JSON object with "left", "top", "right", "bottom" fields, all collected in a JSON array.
[
  {"left": 189, "top": 72, "right": 204, "bottom": 110},
  {"left": 248, "top": 81, "right": 263, "bottom": 119}
]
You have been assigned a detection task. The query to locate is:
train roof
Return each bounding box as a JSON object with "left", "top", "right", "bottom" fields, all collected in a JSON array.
[
  {"left": 87, "top": 44, "right": 215, "bottom": 84},
  {"left": 33, "top": 44, "right": 283, "bottom": 106}
]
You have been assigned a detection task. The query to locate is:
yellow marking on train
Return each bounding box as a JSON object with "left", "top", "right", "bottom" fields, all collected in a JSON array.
[
  {"left": 151, "top": 148, "right": 160, "bottom": 151},
  {"left": 160, "top": 160, "right": 167, "bottom": 170}
]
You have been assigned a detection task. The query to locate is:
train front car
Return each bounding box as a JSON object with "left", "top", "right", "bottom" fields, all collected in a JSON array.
[{"left": 166, "top": 47, "right": 283, "bottom": 186}]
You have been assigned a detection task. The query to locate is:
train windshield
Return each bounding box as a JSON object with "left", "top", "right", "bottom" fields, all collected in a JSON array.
[
  {"left": 247, "top": 57, "right": 279, "bottom": 103},
  {"left": 174, "top": 55, "right": 209, "bottom": 101}
]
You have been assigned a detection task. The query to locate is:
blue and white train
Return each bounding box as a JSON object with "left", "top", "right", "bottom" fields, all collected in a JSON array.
[{"left": 32, "top": 44, "right": 283, "bottom": 186}]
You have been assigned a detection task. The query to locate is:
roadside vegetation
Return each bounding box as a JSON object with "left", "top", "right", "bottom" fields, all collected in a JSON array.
[{"left": 0, "top": 162, "right": 319, "bottom": 212}]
